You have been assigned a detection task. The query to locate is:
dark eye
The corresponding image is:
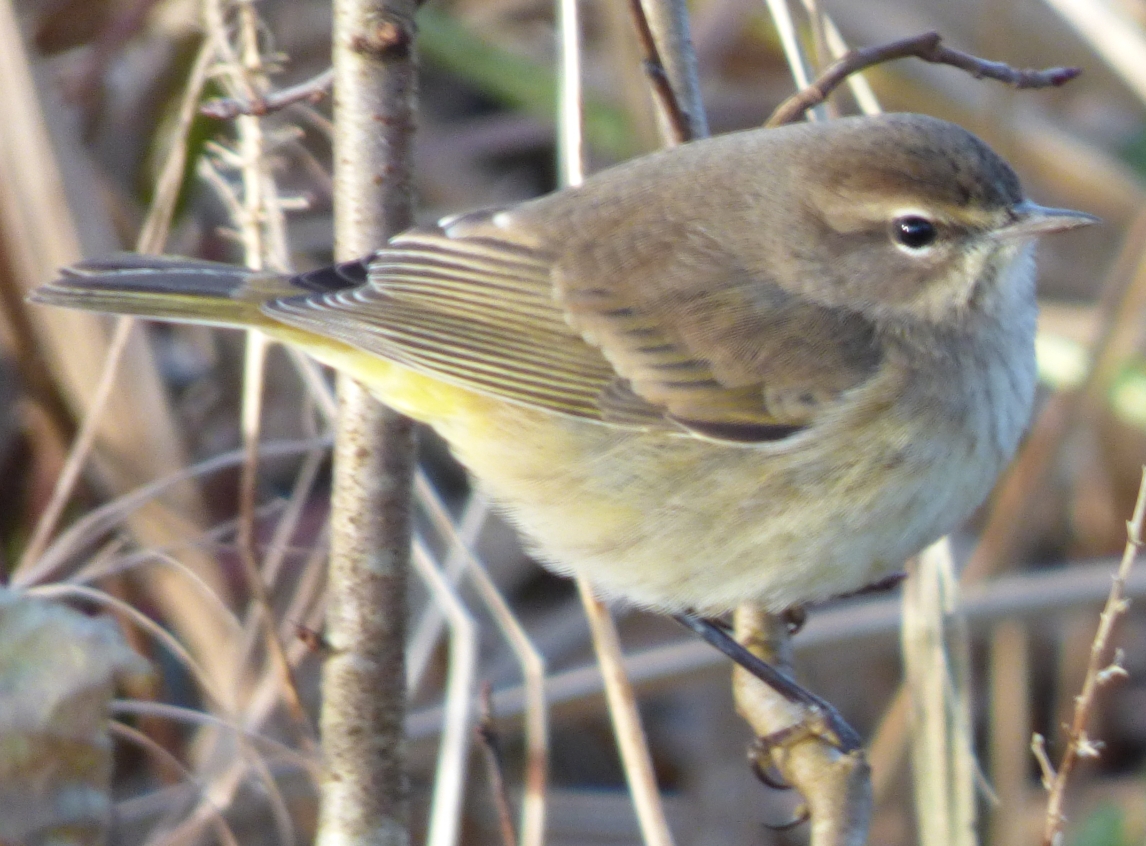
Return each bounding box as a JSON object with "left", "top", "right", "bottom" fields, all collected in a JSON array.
[{"left": 891, "top": 215, "right": 937, "bottom": 251}]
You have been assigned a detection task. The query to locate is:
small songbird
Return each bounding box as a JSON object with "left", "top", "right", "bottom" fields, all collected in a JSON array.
[{"left": 34, "top": 113, "right": 1095, "bottom": 615}]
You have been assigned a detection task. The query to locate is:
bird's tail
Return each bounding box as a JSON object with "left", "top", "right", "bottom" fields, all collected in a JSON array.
[{"left": 31, "top": 254, "right": 366, "bottom": 330}]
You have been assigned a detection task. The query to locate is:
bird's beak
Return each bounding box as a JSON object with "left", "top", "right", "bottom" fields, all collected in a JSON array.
[{"left": 996, "top": 201, "right": 1100, "bottom": 240}]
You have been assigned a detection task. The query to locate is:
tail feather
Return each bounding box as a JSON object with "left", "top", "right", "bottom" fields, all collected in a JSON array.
[{"left": 32, "top": 254, "right": 367, "bottom": 330}]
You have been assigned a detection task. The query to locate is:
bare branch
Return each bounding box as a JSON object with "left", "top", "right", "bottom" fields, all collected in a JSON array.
[
  {"left": 202, "top": 67, "right": 335, "bottom": 119},
  {"left": 1039, "top": 468, "right": 1146, "bottom": 846},
  {"left": 766, "top": 31, "right": 1080, "bottom": 127},
  {"left": 625, "top": 0, "right": 692, "bottom": 145},
  {"left": 316, "top": 0, "right": 418, "bottom": 841}
]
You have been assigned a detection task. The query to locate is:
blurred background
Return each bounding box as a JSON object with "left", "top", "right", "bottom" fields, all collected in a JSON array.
[{"left": 1, "top": 0, "right": 1145, "bottom": 844}]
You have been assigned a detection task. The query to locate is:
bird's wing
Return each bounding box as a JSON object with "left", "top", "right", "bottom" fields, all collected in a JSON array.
[
  {"left": 551, "top": 219, "right": 884, "bottom": 440},
  {"left": 265, "top": 211, "right": 625, "bottom": 423},
  {"left": 264, "top": 209, "right": 882, "bottom": 443}
]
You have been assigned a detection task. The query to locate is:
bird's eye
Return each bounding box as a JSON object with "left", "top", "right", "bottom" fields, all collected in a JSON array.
[{"left": 891, "top": 215, "right": 937, "bottom": 252}]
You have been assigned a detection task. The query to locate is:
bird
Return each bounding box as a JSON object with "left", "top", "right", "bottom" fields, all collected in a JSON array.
[{"left": 33, "top": 112, "right": 1096, "bottom": 622}]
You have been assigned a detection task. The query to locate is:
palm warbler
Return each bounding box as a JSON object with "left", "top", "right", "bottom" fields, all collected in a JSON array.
[{"left": 34, "top": 113, "right": 1095, "bottom": 615}]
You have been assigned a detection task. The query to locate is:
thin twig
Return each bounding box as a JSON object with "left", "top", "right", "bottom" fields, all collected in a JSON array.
[
  {"left": 202, "top": 67, "right": 335, "bottom": 119},
  {"left": 477, "top": 683, "right": 518, "bottom": 846},
  {"left": 625, "top": 0, "right": 692, "bottom": 145},
  {"left": 1038, "top": 469, "right": 1145, "bottom": 846},
  {"left": 203, "top": 0, "right": 316, "bottom": 751},
  {"left": 766, "top": 31, "right": 1080, "bottom": 127}
]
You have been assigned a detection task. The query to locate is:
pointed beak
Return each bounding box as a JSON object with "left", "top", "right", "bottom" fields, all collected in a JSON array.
[{"left": 995, "top": 201, "right": 1100, "bottom": 240}]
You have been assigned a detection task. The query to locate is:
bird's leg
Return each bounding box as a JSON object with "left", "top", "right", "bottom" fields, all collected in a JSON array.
[
  {"left": 727, "top": 605, "right": 872, "bottom": 837},
  {"left": 673, "top": 612, "right": 863, "bottom": 752}
]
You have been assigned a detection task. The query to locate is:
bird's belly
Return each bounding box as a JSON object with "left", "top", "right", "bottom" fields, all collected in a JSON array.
[
  {"left": 318, "top": 345, "right": 1028, "bottom": 615},
  {"left": 434, "top": 383, "right": 1018, "bottom": 615}
]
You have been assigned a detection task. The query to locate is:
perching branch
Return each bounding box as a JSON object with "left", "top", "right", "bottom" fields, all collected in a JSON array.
[
  {"left": 732, "top": 606, "right": 872, "bottom": 846},
  {"left": 766, "top": 31, "right": 1080, "bottom": 127}
]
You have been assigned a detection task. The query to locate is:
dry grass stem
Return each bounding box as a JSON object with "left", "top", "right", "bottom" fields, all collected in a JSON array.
[
  {"left": 557, "top": 0, "right": 584, "bottom": 186},
  {"left": 559, "top": 6, "right": 673, "bottom": 844},
  {"left": 405, "top": 557, "right": 1146, "bottom": 741},
  {"left": 410, "top": 541, "right": 477, "bottom": 846},
  {"left": 763, "top": 0, "right": 816, "bottom": 102},
  {"left": 1040, "top": 0, "right": 1146, "bottom": 105},
  {"left": 15, "top": 316, "right": 134, "bottom": 575},
  {"left": 111, "top": 700, "right": 318, "bottom": 772},
  {"left": 406, "top": 489, "right": 490, "bottom": 693},
  {"left": 577, "top": 579, "right": 676, "bottom": 846},
  {"left": 29, "top": 582, "right": 228, "bottom": 709},
  {"left": 901, "top": 539, "right": 976, "bottom": 846},
  {"left": 988, "top": 620, "right": 1033, "bottom": 846},
  {"left": 108, "top": 722, "right": 242, "bottom": 846},
  {"left": 12, "top": 31, "right": 217, "bottom": 582},
  {"left": 800, "top": 5, "right": 882, "bottom": 114},
  {"left": 411, "top": 475, "right": 549, "bottom": 846},
  {"left": 15, "top": 436, "right": 329, "bottom": 587}
]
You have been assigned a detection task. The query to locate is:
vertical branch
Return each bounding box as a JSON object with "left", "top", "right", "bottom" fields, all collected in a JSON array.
[
  {"left": 317, "top": 0, "right": 418, "bottom": 844},
  {"left": 732, "top": 606, "right": 872, "bottom": 846}
]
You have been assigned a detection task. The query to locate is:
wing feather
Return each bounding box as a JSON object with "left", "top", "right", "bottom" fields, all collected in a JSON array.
[
  {"left": 264, "top": 216, "right": 632, "bottom": 423},
  {"left": 263, "top": 204, "right": 884, "bottom": 443}
]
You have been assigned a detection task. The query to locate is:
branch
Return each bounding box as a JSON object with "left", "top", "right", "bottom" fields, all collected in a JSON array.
[
  {"left": 732, "top": 605, "right": 872, "bottom": 846},
  {"left": 625, "top": 0, "right": 693, "bottom": 145},
  {"left": 315, "top": 0, "right": 418, "bottom": 843},
  {"left": 477, "top": 683, "right": 518, "bottom": 846},
  {"left": 201, "top": 67, "right": 335, "bottom": 119},
  {"left": 766, "top": 31, "right": 1081, "bottom": 127},
  {"left": 1038, "top": 469, "right": 1145, "bottom": 846}
]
